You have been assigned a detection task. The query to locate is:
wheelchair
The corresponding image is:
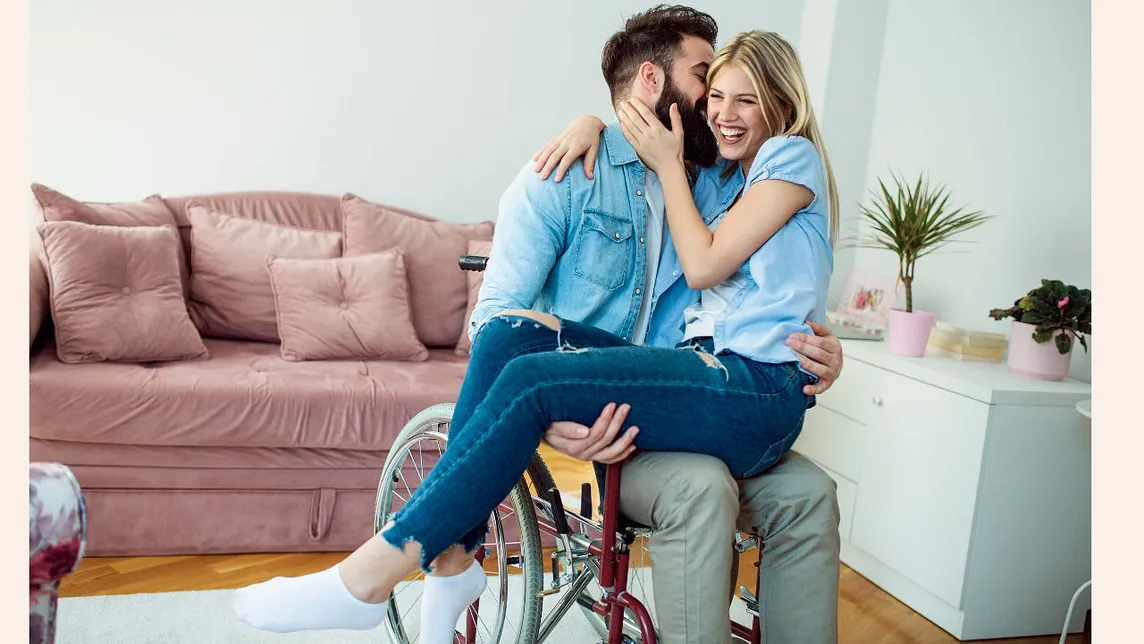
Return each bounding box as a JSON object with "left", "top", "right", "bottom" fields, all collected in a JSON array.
[{"left": 372, "top": 254, "right": 766, "bottom": 644}]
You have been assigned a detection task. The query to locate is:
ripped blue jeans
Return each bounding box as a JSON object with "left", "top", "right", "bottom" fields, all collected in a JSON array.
[{"left": 381, "top": 314, "right": 811, "bottom": 571}]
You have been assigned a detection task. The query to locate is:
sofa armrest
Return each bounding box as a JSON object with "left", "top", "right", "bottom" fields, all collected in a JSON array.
[
  {"left": 30, "top": 462, "right": 87, "bottom": 643},
  {"left": 30, "top": 240, "right": 48, "bottom": 349}
]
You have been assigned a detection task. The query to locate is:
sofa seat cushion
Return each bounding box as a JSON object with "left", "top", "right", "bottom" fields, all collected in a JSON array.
[{"left": 30, "top": 339, "right": 468, "bottom": 451}]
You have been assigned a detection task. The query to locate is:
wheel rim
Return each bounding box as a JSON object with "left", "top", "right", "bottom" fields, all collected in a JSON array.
[{"left": 375, "top": 425, "right": 535, "bottom": 643}]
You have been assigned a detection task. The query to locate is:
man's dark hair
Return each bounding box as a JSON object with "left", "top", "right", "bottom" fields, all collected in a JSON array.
[{"left": 601, "top": 5, "right": 718, "bottom": 103}]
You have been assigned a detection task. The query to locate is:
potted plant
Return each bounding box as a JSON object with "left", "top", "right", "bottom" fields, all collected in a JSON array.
[
  {"left": 848, "top": 172, "right": 992, "bottom": 356},
  {"left": 988, "top": 279, "right": 1091, "bottom": 380}
]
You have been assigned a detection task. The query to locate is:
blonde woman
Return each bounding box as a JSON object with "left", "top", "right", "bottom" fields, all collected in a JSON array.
[{"left": 234, "top": 29, "right": 836, "bottom": 640}]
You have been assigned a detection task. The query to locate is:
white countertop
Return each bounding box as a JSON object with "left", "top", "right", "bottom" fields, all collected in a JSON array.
[{"left": 842, "top": 338, "right": 1092, "bottom": 406}]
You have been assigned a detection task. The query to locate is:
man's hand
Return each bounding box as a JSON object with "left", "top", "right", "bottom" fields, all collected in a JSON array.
[
  {"left": 544, "top": 403, "right": 639, "bottom": 464},
  {"left": 787, "top": 320, "right": 844, "bottom": 395}
]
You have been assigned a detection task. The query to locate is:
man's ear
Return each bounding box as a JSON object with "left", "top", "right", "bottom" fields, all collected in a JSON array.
[{"left": 637, "top": 61, "right": 663, "bottom": 95}]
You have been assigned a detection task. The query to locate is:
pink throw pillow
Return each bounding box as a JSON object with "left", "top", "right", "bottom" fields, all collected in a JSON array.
[
  {"left": 455, "top": 239, "right": 494, "bottom": 356},
  {"left": 36, "top": 221, "right": 207, "bottom": 364},
  {"left": 340, "top": 194, "right": 494, "bottom": 348},
  {"left": 31, "top": 183, "right": 190, "bottom": 297},
  {"left": 187, "top": 204, "right": 342, "bottom": 342},
  {"left": 266, "top": 250, "right": 428, "bottom": 362}
]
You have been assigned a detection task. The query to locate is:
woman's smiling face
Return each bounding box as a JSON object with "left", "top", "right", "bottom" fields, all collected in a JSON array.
[{"left": 706, "top": 64, "right": 769, "bottom": 165}]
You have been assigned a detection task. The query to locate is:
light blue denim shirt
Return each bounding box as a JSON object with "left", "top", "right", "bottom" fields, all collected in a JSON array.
[
  {"left": 470, "top": 125, "right": 831, "bottom": 367},
  {"left": 469, "top": 122, "right": 739, "bottom": 347},
  {"left": 706, "top": 135, "right": 834, "bottom": 366}
]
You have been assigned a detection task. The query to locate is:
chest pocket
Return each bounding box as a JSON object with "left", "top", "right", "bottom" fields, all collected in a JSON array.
[{"left": 573, "top": 209, "right": 633, "bottom": 291}]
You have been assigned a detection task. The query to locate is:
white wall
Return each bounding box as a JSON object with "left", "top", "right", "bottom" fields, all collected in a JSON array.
[
  {"left": 852, "top": 0, "right": 1091, "bottom": 342},
  {"left": 30, "top": 0, "right": 804, "bottom": 223}
]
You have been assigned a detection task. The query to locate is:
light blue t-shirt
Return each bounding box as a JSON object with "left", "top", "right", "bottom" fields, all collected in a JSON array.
[{"left": 697, "top": 135, "right": 834, "bottom": 366}]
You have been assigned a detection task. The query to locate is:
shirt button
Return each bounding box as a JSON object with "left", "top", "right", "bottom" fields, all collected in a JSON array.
[
  {"left": 635, "top": 288, "right": 642, "bottom": 295},
  {"left": 636, "top": 190, "right": 643, "bottom": 196},
  {"left": 673, "top": 270, "right": 679, "bottom": 276},
  {"left": 121, "top": 287, "right": 131, "bottom": 295},
  {"left": 639, "top": 236, "right": 645, "bottom": 244},
  {"left": 339, "top": 302, "right": 349, "bottom": 310},
  {"left": 614, "top": 232, "right": 621, "bottom": 240}
]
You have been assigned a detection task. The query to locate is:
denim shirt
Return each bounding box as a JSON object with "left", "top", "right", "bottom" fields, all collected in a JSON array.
[
  {"left": 469, "top": 122, "right": 741, "bottom": 347},
  {"left": 703, "top": 136, "right": 834, "bottom": 366}
]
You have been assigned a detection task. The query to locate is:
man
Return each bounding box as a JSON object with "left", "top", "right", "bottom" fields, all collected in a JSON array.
[{"left": 469, "top": 6, "right": 842, "bottom": 643}]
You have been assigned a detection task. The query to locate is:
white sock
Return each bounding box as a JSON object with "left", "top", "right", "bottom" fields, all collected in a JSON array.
[
  {"left": 233, "top": 564, "right": 388, "bottom": 633},
  {"left": 419, "top": 560, "right": 488, "bottom": 644}
]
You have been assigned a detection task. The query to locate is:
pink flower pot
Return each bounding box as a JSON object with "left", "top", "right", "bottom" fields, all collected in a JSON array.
[
  {"left": 1007, "top": 320, "right": 1072, "bottom": 381},
  {"left": 888, "top": 309, "right": 935, "bottom": 357}
]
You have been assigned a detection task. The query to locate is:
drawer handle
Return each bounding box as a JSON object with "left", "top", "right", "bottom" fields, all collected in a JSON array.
[{"left": 872, "top": 396, "right": 884, "bottom": 407}]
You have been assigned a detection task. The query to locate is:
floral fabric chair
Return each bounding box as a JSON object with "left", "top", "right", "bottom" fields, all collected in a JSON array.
[{"left": 30, "top": 463, "right": 87, "bottom": 644}]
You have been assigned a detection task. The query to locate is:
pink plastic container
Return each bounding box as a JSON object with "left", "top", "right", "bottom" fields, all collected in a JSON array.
[
  {"left": 1007, "top": 320, "right": 1072, "bottom": 381},
  {"left": 888, "top": 309, "right": 935, "bottom": 357}
]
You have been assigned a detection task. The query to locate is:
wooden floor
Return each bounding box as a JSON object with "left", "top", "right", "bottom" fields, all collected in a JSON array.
[{"left": 61, "top": 446, "right": 1082, "bottom": 644}]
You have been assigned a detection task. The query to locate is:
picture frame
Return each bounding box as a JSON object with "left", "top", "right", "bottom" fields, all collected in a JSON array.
[{"left": 835, "top": 269, "right": 899, "bottom": 327}]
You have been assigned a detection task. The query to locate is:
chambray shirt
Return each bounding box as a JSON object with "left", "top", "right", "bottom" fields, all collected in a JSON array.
[
  {"left": 468, "top": 122, "right": 737, "bottom": 347},
  {"left": 469, "top": 125, "right": 832, "bottom": 368},
  {"left": 701, "top": 135, "right": 834, "bottom": 366}
]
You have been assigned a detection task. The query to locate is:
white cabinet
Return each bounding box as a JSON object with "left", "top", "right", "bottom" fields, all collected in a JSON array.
[{"left": 792, "top": 340, "right": 1091, "bottom": 640}]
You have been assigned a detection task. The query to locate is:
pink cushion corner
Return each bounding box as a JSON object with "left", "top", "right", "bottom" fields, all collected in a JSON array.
[
  {"left": 454, "top": 239, "right": 495, "bottom": 356},
  {"left": 340, "top": 194, "right": 494, "bottom": 348},
  {"left": 266, "top": 250, "right": 429, "bottom": 362},
  {"left": 35, "top": 220, "right": 208, "bottom": 364},
  {"left": 32, "top": 183, "right": 177, "bottom": 228},
  {"left": 187, "top": 204, "right": 342, "bottom": 342}
]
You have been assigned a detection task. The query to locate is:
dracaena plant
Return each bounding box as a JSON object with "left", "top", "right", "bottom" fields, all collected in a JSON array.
[
  {"left": 989, "top": 279, "right": 1092, "bottom": 354},
  {"left": 847, "top": 172, "right": 992, "bottom": 313}
]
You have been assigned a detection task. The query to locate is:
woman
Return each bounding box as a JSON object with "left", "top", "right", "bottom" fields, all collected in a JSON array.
[{"left": 234, "top": 29, "right": 838, "bottom": 639}]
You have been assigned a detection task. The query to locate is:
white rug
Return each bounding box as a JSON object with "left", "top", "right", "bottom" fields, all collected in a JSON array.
[{"left": 56, "top": 578, "right": 612, "bottom": 644}]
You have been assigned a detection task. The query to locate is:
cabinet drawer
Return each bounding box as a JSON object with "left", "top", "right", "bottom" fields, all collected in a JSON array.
[
  {"left": 794, "top": 406, "right": 864, "bottom": 482},
  {"left": 816, "top": 359, "right": 877, "bottom": 425}
]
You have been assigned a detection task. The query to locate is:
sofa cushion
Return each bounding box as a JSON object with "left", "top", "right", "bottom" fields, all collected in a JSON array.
[
  {"left": 32, "top": 183, "right": 190, "bottom": 297},
  {"left": 188, "top": 204, "right": 342, "bottom": 342},
  {"left": 340, "top": 193, "right": 494, "bottom": 348},
  {"left": 30, "top": 339, "right": 468, "bottom": 451},
  {"left": 36, "top": 221, "right": 207, "bottom": 364},
  {"left": 267, "top": 250, "right": 428, "bottom": 362},
  {"left": 455, "top": 239, "right": 494, "bottom": 356}
]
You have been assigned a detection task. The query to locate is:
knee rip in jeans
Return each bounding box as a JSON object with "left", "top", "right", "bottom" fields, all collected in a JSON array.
[{"left": 495, "top": 310, "right": 586, "bottom": 354}]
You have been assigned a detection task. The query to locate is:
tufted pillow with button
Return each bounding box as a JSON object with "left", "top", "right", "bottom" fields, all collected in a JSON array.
[
  {"left": 36, "top": 220, "right": 208, "bottom": 364},
  {"left": 265, "top": 249, "right": 428, "bottom": 362}
]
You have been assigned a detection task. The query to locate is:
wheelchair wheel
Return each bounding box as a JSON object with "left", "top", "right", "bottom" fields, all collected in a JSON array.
[{"left": 374, "top": 403, "right": 543, "bottom": 643}]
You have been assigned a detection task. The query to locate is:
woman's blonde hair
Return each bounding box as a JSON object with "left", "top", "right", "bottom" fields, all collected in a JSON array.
[{"left": 708, "top": 30, "right": 839, "bottom": 243}]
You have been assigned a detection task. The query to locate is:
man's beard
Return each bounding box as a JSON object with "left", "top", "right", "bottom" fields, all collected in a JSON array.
[{"left": 655, "top": 79, "right": 719, "bottom": 167}]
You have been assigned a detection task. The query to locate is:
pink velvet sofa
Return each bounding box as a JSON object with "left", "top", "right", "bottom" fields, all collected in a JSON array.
[{"left": 29, "top": 185, "right": 494, "bottom": 556}]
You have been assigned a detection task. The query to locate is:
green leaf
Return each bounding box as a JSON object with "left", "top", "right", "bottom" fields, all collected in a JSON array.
[
  {"left": 1055, "top": 333, "right": 1072, "bottom": 354},
  {"left": 1032, "top": 325, "right": 1053, "bottom": 343},
  {"left": 841, "top": 171, "right": 994, "bottom": 285}
]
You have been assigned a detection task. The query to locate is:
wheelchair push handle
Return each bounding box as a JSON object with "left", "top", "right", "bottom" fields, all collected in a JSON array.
[{"left": 458, "top": 255, "right": 489, "bottom": 272}]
